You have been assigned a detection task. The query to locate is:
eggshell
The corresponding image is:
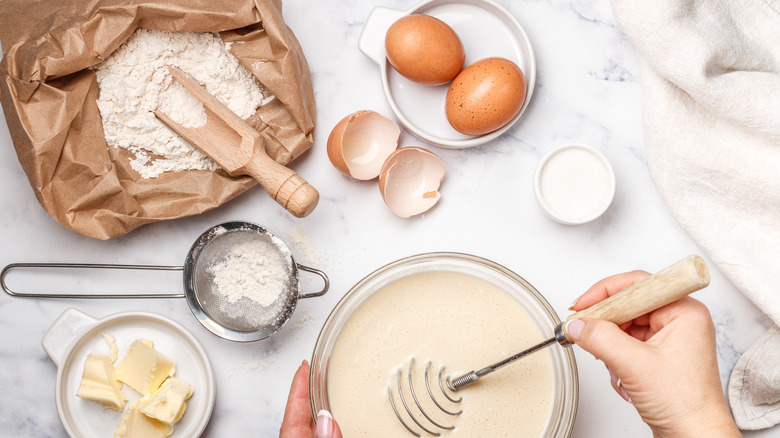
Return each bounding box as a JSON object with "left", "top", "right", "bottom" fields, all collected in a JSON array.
[
  {"left": 445, "top": 57, "right": 526, "bottom": 135},
  {"left": 327, "top": 110, "right": 400, "bottom": 180},
  {"left": 379, "top": 147, "right": 445, "bottom": 218},
  {"left": 385, "top": 15, "right": 465, "bottom": 86}
]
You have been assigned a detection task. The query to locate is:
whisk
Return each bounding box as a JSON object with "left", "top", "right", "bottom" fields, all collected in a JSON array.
[
  {"left": 388, "top": 358, "right": 463, "bottom": 436},
  {"left": 388, "top": 255, "right": 709, "bottom": 436}
]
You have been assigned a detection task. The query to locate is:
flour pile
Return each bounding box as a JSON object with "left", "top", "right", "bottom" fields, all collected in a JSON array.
[{"left": 94, "top": 29, "right": 274, "bottom": 179}]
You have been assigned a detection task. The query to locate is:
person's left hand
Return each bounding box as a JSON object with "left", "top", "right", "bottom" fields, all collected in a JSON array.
[{"left": 280, "top": 360, "right": 343, "bottom": 438}]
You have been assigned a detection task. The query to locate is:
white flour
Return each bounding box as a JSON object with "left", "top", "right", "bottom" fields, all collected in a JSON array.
[
  {"left": 94, "top": 29, "right": 274, "bottom": 179},
  {"left": 211, "top": 238, "right": 290, "bottom": 322}
]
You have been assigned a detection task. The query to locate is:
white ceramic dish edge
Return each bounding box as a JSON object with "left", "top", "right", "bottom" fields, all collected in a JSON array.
[{"left": 42, "top": 308, "right": 216, "bottom": 438}]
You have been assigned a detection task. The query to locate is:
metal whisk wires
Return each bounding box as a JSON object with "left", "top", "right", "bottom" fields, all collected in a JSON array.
[{"left": 388, "top": 358, "right": 462, "bottom": 437}]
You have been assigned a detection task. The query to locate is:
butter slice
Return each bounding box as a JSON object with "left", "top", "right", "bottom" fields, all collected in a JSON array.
[
  {"left": 114, "top": 402, "right": 172, "bottom": 438},
  {"left": 115, "top": 339, "right": 175, "bottom": 395},
  {"left": 76, "top": 354, "right": 126, "bottom": 411},
  {"left": 138, "top": 377, "right": 193, "bottom": 425},
  {"left": 102, "top": 332, "right": 119, "bottom": 363}
]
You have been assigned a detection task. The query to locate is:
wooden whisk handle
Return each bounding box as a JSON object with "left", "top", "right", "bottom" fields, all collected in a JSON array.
[{"left": 561, "top": 255, "right": 710, "bottom": 343}]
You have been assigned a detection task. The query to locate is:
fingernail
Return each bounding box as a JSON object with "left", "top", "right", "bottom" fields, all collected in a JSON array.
[
  {"left": 316, "top": 410, "right": 334, "bottom": 438},
  {"left": 302, "top": 359, "right": 310, "bottom": 367},
  {"left": 566, "top": 319, "right": 585, "bottom": 341},
  {"left": 607, "top": 367, "right": 618, "bottom": 385},
  {"left": 569, "top": 293, "right": 584, "bottom": 310},
  {"left": 619, "top": 384, "right": 632, "bottom": 404}
]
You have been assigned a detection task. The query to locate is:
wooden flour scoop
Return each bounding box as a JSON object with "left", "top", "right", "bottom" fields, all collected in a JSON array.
[{"left": 155, "top": 66, "right": 319, "bottom": 218}]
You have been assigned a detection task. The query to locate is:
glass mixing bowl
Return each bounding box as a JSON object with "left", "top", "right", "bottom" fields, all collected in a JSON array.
[{"left": 310, "top": 252, "right": 578, "bottom": 437}]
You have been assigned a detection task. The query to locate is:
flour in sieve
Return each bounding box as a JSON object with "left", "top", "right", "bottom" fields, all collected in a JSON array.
[
  {"left": 210, "top": 238, "right": 291, "bottom": 328},
  {"left": 94, "top": 29, "right": 274, "bottom": 179}
]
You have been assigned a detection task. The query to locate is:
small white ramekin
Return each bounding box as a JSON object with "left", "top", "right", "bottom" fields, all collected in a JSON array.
[{"left": 534, "top": 143, "right": 616, "bottom": 225}]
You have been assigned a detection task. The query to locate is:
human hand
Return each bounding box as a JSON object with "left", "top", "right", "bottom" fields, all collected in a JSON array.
[
  {"left": 280, "top": 360, "right": 343, "bottom": 438},
  {"left": 567, "top": 270, "right": 741, "bottom": 438}
]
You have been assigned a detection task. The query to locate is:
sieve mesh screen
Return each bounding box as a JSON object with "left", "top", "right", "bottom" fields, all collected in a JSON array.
[{"left": 190, "top": 227, "right": 295, "bottom": 333}]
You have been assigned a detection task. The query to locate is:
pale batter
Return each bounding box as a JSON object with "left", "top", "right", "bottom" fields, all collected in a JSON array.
[{"left": 327, "top": 271, "right": 555, "bottom": 437}]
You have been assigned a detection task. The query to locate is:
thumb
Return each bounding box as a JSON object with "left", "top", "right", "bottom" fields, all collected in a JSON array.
[
  {"left": 333, "top": 418, "right": 343, "bottom": 438},
  {"left": 567, "top": 318, "right": 645, "bottom": 372},
  {"left": 315, "top": 410, "right": 344, "bottom": 438}
]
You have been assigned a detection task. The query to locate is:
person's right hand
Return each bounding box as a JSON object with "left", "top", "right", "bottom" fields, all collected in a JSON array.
[{"left": 567, "top": 270, "right": 741, "bottom": 438}]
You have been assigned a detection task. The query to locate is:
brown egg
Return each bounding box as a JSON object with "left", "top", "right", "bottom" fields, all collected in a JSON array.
[
  {"left": 385, "top": 15, "right": 465, "bottom": 86},
  {"left": 445, "top": 57, "right": 527, "bottom": 135}
]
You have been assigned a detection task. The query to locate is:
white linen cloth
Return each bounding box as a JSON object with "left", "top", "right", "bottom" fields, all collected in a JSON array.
[
  {"left": 729, "top": 326, "right": 780, "bottom": 430},
  {"left": 609, "top": 0, "right": 780, "bottom": 430}
]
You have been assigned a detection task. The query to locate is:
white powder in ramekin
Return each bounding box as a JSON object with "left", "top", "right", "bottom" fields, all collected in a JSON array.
[{"left": 536, "top": 144, "right": 615, "bottom": 224}]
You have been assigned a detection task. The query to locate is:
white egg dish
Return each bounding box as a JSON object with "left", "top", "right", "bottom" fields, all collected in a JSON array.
[{"left": 359, "top": 0, "right": 537, "bottom": 148}]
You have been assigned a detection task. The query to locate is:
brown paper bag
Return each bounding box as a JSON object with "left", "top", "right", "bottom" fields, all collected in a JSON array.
[{"left": 0, "top": 0, "right": 316, "bottom": 239}]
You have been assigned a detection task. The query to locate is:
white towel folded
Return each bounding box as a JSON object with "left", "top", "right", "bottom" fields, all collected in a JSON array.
[{"left": 610, "top": 0, "right": 780, "bottom": 430}]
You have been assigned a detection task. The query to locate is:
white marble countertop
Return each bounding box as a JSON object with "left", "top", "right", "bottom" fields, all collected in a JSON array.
[{"left": 0, "top": 0, "right": 776, "bottom": 437}]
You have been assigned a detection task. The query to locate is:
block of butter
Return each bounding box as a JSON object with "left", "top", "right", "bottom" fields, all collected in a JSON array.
[
  {"left": 114, "top": 402, "right": 173, "bottom": 438},
  {"left": 138, "top": 377, "right": 193, "bottom": 425},
  {"left": 115, "top": 339, "right": 175, "bottom": 395},
  {"left": 76, "top": 354, "right": 127, "bottom": 411}
]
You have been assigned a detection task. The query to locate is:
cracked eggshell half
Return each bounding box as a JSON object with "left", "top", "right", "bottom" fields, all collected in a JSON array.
[
  {"left": 327, "top": 110, "right": 401, "bottom": 180},
  {"left": 379, "top": 147, "right": 445, "bottom": 218}
]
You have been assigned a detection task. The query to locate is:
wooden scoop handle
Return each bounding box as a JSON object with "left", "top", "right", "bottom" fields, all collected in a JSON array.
[
  {"left": 245, "top": 151, "right": 319, "bottom": 218},
  {"left": 561, "top": 255, "right": 710, "bottom": 342},
  {"left": 159, "top": 66, "right": 319, "bottom": 218}
]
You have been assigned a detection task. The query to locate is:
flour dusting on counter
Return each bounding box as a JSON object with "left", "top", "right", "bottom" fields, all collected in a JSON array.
[
  {"left": 287, "top": 226, "right": 325, "bottom": 266},
  {"left": 94, "top": 29, "right": 274, "bottom": 178}
]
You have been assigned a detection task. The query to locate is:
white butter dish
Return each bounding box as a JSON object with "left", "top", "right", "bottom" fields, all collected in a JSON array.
[{"left": 42, "top": 308, "right": 215, "bottom": 438}]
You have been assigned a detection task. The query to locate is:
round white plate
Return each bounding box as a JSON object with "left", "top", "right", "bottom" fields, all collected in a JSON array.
[
  {"left": 359, "top": 0, "right": 536, "bottom": 149},
  {"left": 43, "top": 308, "right": 215, "bottom": 438}
]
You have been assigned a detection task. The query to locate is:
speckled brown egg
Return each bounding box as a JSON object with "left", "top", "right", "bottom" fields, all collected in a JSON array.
[
  {"left": 445, "top": 57, "right": 526, "bottom": 135},
  {"left": 385, "top": 14, "right": 465, "bottom": 86}
]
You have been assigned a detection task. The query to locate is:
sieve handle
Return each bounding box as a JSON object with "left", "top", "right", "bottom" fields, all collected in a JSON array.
[
  {"left": 297, "top": 264, "right": 329, "bottom": 299},
  {"left": 561, "top": 255, "right": 710, "bottom": 343},
  {"left": 1, "top": 263, "right": 186, "bottom": 299}
]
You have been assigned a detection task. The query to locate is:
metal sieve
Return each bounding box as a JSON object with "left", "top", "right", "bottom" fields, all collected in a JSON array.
[{"left": 1, "top": 221, "right": 329, "bottom": 342}]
